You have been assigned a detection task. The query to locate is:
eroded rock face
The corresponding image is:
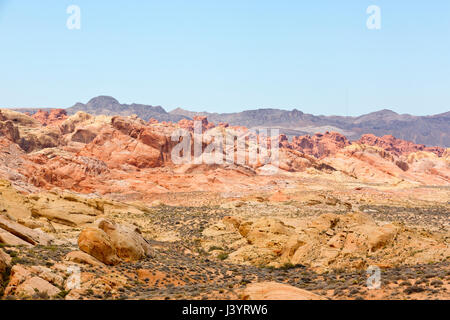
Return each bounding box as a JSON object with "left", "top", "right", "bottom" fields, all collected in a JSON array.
[
  {"left": 30, "top": 194, "right": 102, "bottom": 227},
  {"left": 0, "top": 119, "right": 20, "bottom": 142},
  {"left": 0, "top": 215, "right": 53, "bottom": 246},
  {"left": 0, "top": 179, "right": 155, "bottom": 233},
  {"left": 277, "top": 148, "right": 333, "bottom": 173},
  {"left": 0, "top": 109, "right": 61, "bottom": 153},
  {"left": 206, "top": 212, "right": 449, "bottom": 272},
  {"left": 178, "top": 116, "right": 215, "bottom": 132},
  {"left": 323, "top": 143, "right": 450, "bottom": 185},
  {"left": 78, "top": 219, "right": 152, "bottom": 265},
  {"left": 32, "top": 109, "right": 68, "bottom": 127},
  {"left": 444, "top": 148, "right": 450, "bottom": 158},
  {"left": 4, "top": 265, "right": 62, "bottom": 298},
  {"left": 0, "top": 109, "right": 39, "bottom": 128},
  {"left": 0, "top": 179, "right": 105, "bottom": 227},
  {"left": 285, "top": 212, "right": 401, "bottom": 271},
  {"left": 60, "top": 111, "right": 94, "bottom": 135},
  {"left": 358, "top": 134, "right": 445, "bottom": 157},
  {"left": 64, "top": 269, "right": 129, "bottom": 300},
  {"left": 75, "top": 116, "right": 175, "bottom": 170},
  {"left": 0, "top": 229, "right": 34, "bottom": 247},
  {"left": 25, "top": 149, "right": 110, "bottom": 193},
  {"left": 16, "top": 276, "right": 61, "bottom": 298},
  {"left": 405, "top": 151, "right": 450, "bottom": 182},
  {"left": 238, "top": 218, "right": 297, "bottom": 250}
]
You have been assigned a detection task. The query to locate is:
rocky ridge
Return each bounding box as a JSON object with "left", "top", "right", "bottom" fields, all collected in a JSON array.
[{"left": 11, "top": 96, "right": 450, "bottom": 147}]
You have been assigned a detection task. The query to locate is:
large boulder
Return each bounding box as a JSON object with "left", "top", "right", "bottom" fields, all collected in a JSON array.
[
  {"left": 95, "top": 219, "right": 153, "bottom": 262},
  {"left": 78, "top": 219, "right": 152, "bottom": 265},
  {"left": 78, "top": 227, "right": 121, "bottom": 266}
]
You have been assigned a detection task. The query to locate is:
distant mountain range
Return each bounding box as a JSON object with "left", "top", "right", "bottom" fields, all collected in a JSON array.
[
  {"left": 68, "top": 96, "right": 189, "bottom": 123},
  {"left": 11, "top": 96, "right": 450, "bottom": 147},
  {"left": 171, "top": 107, "right": 450, "bottom": 147}
]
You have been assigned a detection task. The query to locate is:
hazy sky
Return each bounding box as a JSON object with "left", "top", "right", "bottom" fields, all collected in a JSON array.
[{"left": 1, "top": 0, "right": 449, "bottom": 115}]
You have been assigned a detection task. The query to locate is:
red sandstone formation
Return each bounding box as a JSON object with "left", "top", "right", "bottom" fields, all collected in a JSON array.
[
  {"left": 32, "top": 109, "right": 68, "bottom": 126},
  {"left": 178, "top": 116, "right": 216, "bottom": 132},
  {"left": 280, "top": 132, "right": 351, "bottom": 159},
  {"left": 0, "top": 110, "right": 448, "bottom": 197},
  {"left": 357, "top": 134, "right": 445, "bottom": 157},
  {"left": 77, "top": 116, "right": 177, "bottom": 170}
]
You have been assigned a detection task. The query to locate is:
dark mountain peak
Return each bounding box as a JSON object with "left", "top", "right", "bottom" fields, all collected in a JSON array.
[
  {"left": 66, "top": 96, "right": 189, "bottom": 122},
  {"left": 291, "top": 108, "right": 304, "bottom": 115},
  {"left": 380, "top": 109, "right": 397, "bottom": 114},
  {"left": 354, "top": 109, "right": 402, "bottom": 123},
  {"left": 431, "top": 111, "right": 450, "bottom": 118},
  {"left": 366, "top": 109, "right": 398, "bottom": 116},
  {"left": 86, "top": 96, "right": 121, "bottom": 109}
]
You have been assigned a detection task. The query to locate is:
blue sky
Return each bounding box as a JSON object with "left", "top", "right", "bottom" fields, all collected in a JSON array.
[{"left": 0, "top": 0, "right": 449, "bottom": 116}]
